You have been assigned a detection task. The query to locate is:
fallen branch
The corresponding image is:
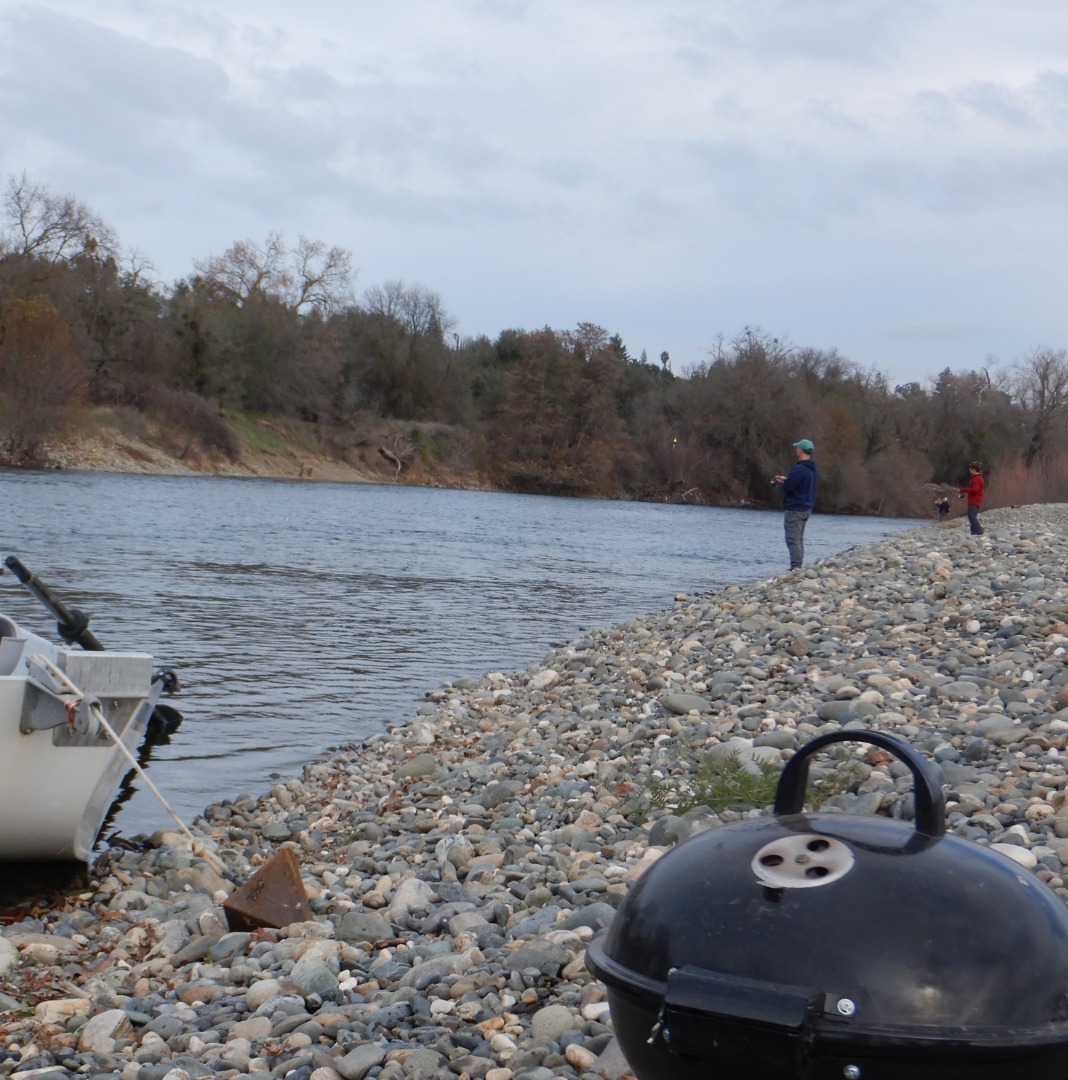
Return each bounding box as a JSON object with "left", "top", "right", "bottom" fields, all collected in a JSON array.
[{"left": 378, "top": 446, "right": 403, "bottom": 479}]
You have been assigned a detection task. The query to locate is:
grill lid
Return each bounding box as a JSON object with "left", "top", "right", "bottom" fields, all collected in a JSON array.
[{"left": 588, "top": 730, "right": 1068, "bottom": 1078}]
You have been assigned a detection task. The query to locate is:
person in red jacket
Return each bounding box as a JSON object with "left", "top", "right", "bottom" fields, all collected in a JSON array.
[{"left": 959, "top": 461, "right": 985, "bottom": 535}]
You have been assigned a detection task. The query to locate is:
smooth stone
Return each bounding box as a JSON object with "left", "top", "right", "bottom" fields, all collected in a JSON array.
[
  {"left": 335, "top": 1045, "right": 387, "bottom": 1080},
  {"left": 661, "top": 692, "right": 713, "bottom": 715}
]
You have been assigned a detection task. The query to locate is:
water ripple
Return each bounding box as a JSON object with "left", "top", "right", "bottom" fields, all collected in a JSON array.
[{"left": 0, "top": 470, "right": 920, "bottom": 841}]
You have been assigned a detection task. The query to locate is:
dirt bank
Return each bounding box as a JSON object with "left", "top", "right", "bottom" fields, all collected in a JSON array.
[{"left": 37, "top": 409, "right": 481, "bottom": 490}]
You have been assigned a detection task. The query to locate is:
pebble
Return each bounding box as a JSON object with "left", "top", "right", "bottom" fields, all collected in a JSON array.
[{"left": 4, "top": 505, "right": 1068, "bottom": 1079}]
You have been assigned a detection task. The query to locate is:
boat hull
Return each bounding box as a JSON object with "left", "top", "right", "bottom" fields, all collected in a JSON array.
[{"left": 0, "top": 620, "right": 161, "bottom": 862}]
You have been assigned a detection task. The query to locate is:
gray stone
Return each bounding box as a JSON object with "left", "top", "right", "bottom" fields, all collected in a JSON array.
[
  {"left": 335, "top": 1045, "right": 386, "bottom": 1080},
  {"left": 662, "top": 692, "right": 713, "bottom": 715},
  {"left": 337, "top": 912, "right": 394, "bottom": 944}
]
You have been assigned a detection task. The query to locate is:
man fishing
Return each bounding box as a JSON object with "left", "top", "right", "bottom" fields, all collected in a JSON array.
[
  {"left": 773, "top": 438, "right": 819, "bottom": 571},
  {"left": 958, "top": 460, "right": 985, "bottom": 534},
  {"left": 926, "top": 460, "right": 985, "bottom": 535}
]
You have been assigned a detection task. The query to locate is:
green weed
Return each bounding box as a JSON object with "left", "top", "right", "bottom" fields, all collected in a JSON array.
[
  {"left": 629, "top": 746, "right": 864, "bottom": 822},
  {"left": 222, "top": 411, "right": 297, "bottom": 454}
]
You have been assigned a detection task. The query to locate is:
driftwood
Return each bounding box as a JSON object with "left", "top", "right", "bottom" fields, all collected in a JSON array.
[{"left": 378, "top": 446, "right": 404, "bottom": 479}]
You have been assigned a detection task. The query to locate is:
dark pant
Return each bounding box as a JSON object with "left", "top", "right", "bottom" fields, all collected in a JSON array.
[
  {"left": 784, "top": 510, "right": 811, "bottom": 568},
  {"left": 967, "top": 504, "right": 983, "bottom": 535}
]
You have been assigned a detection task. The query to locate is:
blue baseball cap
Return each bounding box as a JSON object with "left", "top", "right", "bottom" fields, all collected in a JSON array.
[{"left": 793, "top": 439, "right": 815, "bottom": 452}]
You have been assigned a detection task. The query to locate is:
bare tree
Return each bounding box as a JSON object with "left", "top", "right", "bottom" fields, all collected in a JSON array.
[
  {"left": 1, "top": 173, "right": 118, "bottom": 264},
  {"left": 120, "top": 248, "right": 158, "bottom": 290},
  {"left": 195, "top": 233, "right": 353, "bottom": 314},
  {"left": 1013, "top": 347, "right": 1068, "bottom": 468},
  {"left": 363, "top": 279, "right": 405, "bottom": 320},
  {"left": 365, "top": 279, "right": 455, "bottom": 339},
  {"left": 290, "top": 236, "right": 353, "bottom": 314},
  {"left": 194, "top": 233, "right": 286, "bottom": 305}
]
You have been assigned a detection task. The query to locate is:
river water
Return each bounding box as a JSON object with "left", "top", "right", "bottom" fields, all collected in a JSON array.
[{"left": 2, "top": 471, "right": 922, "bottom": 845}]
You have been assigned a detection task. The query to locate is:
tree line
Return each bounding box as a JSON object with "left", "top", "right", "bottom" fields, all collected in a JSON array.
[{"left": 2, "top": 172, "right": 1068, "bottom": 518}]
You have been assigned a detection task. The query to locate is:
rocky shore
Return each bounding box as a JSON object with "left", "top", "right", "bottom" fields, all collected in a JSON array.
[{"left": 4, "top": 504, "right": 1068, "bottom": 1080}]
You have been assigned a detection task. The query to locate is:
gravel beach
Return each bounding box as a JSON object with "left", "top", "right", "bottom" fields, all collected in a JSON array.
[{"left": 4, "top": 503, "right": 1068, "bottom": 1080}]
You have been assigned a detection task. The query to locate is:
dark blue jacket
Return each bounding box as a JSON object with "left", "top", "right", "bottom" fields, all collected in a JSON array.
[{"left": 781, "top": 457, "right": 818, "bottom": 511}]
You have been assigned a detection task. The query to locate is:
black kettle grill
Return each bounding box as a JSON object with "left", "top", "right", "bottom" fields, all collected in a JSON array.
[{"left": 587, "top": 729, "right": 1068, "bottom": 1079}]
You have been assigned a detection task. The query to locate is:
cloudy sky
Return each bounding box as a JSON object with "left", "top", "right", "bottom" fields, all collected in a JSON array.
[{"left": 1, "top": 1, "right": 1066, "bottom": 385}]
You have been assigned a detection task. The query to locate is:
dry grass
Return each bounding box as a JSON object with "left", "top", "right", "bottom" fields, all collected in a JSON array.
[{"left": 988, "top": 457, "right": 1068, "bottom": 507}]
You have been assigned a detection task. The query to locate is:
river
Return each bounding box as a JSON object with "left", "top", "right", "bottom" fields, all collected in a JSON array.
[{"left": 2, "top": 471, "right": 922, "bottom": 846}]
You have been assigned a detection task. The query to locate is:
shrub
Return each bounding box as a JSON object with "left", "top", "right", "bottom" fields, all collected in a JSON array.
[
  {"left": 0, "top": 297, "right": 88, "bottom": 464},
  {"left": 122, "top": 376, "right": 240, "bottom": 460},
  {"left": 630, "top": 745, "right": 864, "bottom": 821}
]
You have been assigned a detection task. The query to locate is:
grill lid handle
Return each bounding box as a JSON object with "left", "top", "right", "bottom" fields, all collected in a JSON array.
[
  {"left": 658, "top": 966, "right": 823, "bottom": 1068},
  {"left": 665, "top": 965, "right": 820, "bottom": 1030},
  {"left": 773, "top": 729, "right": 946, "bottom": 838}
]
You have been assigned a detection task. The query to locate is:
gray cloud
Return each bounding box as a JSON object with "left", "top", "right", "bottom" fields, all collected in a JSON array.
[
  {"left": 961, "top": 81, "right": 1041, "bottom": 130},
  {"left": 677, "top": 0, "right": 935, "bottom": 68},
  {"left": 2, "top": 0, "right": 1068, "bottom": 382}
]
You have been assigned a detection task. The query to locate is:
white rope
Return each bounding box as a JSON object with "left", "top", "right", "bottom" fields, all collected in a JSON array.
[{"left": 32, "top": 654, "right": 226, "bottom": 874}]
